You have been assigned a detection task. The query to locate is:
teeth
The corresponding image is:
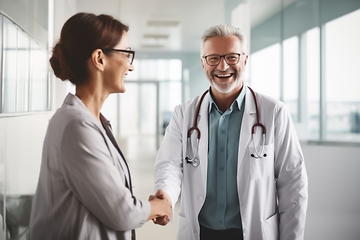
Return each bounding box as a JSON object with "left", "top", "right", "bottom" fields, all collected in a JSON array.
[{"left": 216, "top": 74, "right": 231, "bottom": 78}]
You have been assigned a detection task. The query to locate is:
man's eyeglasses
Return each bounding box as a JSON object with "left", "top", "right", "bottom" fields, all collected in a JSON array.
[
  {"left": 102, "top": 48, "right": 135, "bottom": 65},
  {"left": 202, "top": 53, "right": 242, "bottom": 66}
]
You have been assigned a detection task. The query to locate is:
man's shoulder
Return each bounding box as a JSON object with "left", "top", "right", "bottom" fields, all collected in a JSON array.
[{"left": 250, "top": 90, "right": 285, "bottom": 108}]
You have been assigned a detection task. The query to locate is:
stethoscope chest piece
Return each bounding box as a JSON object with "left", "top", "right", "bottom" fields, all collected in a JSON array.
[{"left": 192, "top": 158, "right": 200, "bottom": 167}]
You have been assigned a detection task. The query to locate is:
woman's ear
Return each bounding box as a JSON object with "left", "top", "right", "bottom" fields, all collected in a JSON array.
[{"left": 90, "top": 49, "right": 106, "bottom": 71}]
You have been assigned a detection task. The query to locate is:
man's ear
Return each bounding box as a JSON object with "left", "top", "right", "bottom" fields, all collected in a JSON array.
[
  {"left": 201, "top": 57, "right": 205, "bottom": 69},
  {"left": 243, "top": 54, "right": 249, "bottom": 66},
  {"left": 90, "top": 49, "right": 106, "bottom": 71}
]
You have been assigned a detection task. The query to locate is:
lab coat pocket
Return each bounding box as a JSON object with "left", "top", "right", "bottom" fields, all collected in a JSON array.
[
  {"left": 249, "top": 143, "right": 274, "bottom": 180},
  {"left": 177, "top": 214, "right": 190, "bottom": 240},
  {"left": 261, "top": 212, "right": 279, "bottom": 240}
]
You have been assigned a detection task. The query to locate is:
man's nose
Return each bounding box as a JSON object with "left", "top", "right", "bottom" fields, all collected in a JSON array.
[{"left": 217, "top": 57, "right": 229, "bottom": 71}]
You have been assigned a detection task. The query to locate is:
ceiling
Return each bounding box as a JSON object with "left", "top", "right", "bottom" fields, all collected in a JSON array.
[{"left": 76, "top": 0, "right": 296, "bottom": 53}]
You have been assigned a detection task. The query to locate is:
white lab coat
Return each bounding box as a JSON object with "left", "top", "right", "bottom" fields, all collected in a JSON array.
[{"left": 154, "top": 86, "right": 308, "bottom": 240}]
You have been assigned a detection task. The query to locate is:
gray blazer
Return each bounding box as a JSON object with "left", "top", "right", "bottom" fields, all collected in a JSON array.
[{"left": 29, "top": 93, "right": 150, "bottom": 240}]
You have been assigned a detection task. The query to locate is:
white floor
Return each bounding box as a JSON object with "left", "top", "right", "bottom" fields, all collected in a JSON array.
[{"left": 125, "top": 136, "right": 179, "bottom": 240}]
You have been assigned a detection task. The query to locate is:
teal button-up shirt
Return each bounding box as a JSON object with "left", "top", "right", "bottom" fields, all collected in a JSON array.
[{"left": 198, "top": 87, "right": 246, "bottom": 230}]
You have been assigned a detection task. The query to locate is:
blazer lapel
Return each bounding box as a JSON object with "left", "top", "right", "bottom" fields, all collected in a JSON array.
[{"left": 100, "top": 114, "right": 133, "bottom": 194}]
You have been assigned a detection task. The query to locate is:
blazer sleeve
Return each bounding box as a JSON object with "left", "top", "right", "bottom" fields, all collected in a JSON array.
[{"left": 60, "top": 117, "right": 150, "bottom": 231}]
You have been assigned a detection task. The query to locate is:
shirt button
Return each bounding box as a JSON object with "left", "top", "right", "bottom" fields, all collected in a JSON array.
[
  {"left": 194, "top": 232, "right": 198, "bottom": 237},
  {"left": 219, "top": 220, "right": 223, "bottom": 224},
  {"left": 220, "top": 147, "right": 225, "bottom": 152},
  {"left": 221, "top": 130, "right": 225, "bottom": 134},
  {"left": 220, "top": 167, "right": 224, "bottom": 171},
  {"left": 219, "top": 204, "right": 224, "bottom": 208},
  {"left": 198, "top": 196, "right": 204, "bottom": 201}
]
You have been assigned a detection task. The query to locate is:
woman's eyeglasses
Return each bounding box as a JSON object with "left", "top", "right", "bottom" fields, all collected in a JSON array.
[{"left": 102, "top": 48, "right": 135, "bottom": 64}]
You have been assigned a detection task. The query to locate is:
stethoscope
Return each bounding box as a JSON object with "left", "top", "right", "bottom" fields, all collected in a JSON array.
[{"left": 185, "top": 86, "right": 267, "bottom": 167}]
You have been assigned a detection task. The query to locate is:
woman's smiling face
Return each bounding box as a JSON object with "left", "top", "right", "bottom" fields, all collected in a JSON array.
[{"left": 103, "top": 31, "right": 134, "bottom": 94}]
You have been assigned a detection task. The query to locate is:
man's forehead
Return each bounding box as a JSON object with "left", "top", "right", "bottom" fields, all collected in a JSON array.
[{"left": 203, "top": 36, "right": 242, "bottom": 51}]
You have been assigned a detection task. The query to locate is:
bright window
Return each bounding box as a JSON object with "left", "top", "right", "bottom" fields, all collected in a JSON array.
[
  {"left": 325, "top": 9, "right": 360, "bottom": 142},
  {"left": 128, "top": 59, "right": 182, "bottom": 81},
  {"left": 283, "top": 36, "right": 299, "bottom": 122},
  {"left": 250, "top": 43, "right": 280, "bottom": 99},
  {"left": 305, "top": 27, "right": 321, "bottom": 141}
]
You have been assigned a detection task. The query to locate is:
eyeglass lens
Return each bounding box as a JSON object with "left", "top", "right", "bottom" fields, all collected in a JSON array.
[
  {"left": 128, "top": 52, "right": 134, "bottom": 64},
  {"left": 205, "top": 53, "right": 240, "bottom": 66}
]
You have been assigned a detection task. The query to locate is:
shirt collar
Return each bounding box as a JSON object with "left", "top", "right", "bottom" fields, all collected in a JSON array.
[{"left": 208, "top": 83, "right": 247, "bottom": 113}]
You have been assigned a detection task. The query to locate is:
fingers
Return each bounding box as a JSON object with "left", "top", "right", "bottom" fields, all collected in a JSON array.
[
  {"left": 153, "top": 215, "right": 170, "bottom": 226},
  {"left": 148, "top": 194, "right": 155, "bottom": 201},
  {"left": 155, "top": 189, "right": 165, "bottom": 198},
  {"left": 155, "top": 189, "right": 171, "bottom": 203}
]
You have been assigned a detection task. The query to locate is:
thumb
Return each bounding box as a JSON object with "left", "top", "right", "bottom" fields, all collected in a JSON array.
[{"left": 155, "top": 189, "right": 165, "bottom": 198}]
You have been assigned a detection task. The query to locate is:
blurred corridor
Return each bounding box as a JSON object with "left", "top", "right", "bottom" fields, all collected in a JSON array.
[{"left": 126, "top": 136, "right": 179, "bottom": 240}]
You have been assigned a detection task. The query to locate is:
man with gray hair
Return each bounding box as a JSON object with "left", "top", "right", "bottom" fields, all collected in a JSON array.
[{"left": 151, "top": 24, "right": 308, "bottom": 240}]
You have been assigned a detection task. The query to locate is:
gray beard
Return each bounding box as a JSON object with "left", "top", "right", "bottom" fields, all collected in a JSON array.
[{"left": 210, "top": 77, "right": 241, "bottom": 94}]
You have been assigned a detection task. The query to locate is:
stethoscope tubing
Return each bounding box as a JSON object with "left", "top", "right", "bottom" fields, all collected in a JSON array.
[
  {"left": 186, "top": 86, "right": 267, "bottom": 167},
  {"left": 247, "top": 87, "right": 267, "bottom": 158},
  {"left": 185, "top": 89, "right": 209, "bottom": 167}
]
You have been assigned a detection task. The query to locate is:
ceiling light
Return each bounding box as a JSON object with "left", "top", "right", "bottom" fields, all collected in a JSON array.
[
  {"left": 143, "top": 34, "right": 169, "bottom": 39},
  {"left": 147, "top": 20, "right": 180, "bottom": 26},
  {"left": 141, "top": 44, "right": 164, "bottom": 48}
]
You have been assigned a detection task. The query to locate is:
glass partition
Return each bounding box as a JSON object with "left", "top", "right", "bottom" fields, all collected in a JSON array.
[
  {"left": 0, "top": 12, "right": 49, "bottom": 240},
  {"left": 249, "top": 0, "right": 360, "bottom": 143},
  {"left": 2, "top": 17, "right": 17, "bottom": 113},
  {"left": 29, "top": 39, "right": 49, "bottom": 111},
  {"left": 1, "top": 15, "right": 49, "bottom": 113}
]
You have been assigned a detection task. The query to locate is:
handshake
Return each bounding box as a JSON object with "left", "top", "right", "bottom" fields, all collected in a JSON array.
[{"left": 148, "top": 189, "right": 172, "bottom": 226}]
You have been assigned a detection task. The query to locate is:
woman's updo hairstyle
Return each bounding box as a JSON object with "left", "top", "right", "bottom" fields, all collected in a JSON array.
[{"left": 50, "top": 12, "right": 129, "bottom": 85}]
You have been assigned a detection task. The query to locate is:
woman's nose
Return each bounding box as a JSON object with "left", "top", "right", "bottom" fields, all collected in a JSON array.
[{"left": 129, "top": 63, "right": 134, "bottom": 71}]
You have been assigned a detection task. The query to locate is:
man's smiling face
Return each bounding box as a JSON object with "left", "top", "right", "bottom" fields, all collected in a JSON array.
[{"left": 201, "top": 35, "right": 248, "bottom": 95}]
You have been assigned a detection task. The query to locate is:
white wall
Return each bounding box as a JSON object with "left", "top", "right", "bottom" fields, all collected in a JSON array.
[
  {"left": 52, "top": 0, "right": 78, "bottom": 109},
  {"left": 0, "top": 113, "right": 51, "bottom": 195},
  {"left": 302, "top": 143, "right": 360, "bottom": 240}
]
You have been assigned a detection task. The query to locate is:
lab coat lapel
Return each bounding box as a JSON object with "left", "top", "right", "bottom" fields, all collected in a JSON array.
[
  {"left": 197, "top": 94, "right": 210, "bottom": 187},
  {"left": 238, "top": 87, "right": 257, "bottom": 168}
]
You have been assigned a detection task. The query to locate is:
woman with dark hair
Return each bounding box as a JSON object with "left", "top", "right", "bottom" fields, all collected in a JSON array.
[{"left": 29, "top": 12, "right": 171, "bottom": 240}]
